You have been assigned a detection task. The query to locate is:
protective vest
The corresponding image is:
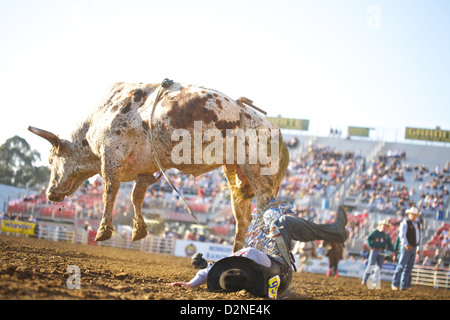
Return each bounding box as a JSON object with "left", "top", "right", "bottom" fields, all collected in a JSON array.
[{"left": 406, "top": 220, "right": 420, "bottom": 247}]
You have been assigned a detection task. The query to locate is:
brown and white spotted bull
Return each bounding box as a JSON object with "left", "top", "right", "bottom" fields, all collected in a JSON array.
[{"left": 29, "top": 81, "right": 289, "bottom": 252}]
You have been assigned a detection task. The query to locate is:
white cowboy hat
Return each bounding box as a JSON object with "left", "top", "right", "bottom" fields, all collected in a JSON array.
[
  {"left": 378, "top": 219, "right": 391, "bottom": 227},
  {"left": 405, "top": 207, "right": 421, "bottom": 215}
]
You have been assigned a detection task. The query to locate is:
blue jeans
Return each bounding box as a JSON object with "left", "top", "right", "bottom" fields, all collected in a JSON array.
[
  {"left": 362, "top": 250, "right": 384, "bottom": 283},
  {"left": 275, "top": 215, "right": 348, "bottom": 249},
  {"left": 391, "top": 246, "right": 416, "bottom": 289}
]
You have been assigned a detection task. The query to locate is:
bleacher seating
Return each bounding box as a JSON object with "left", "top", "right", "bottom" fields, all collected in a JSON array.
[
  {"left": 344, "top": 147, "right": 449, "bottom": 217},
  {"left": 279, "top": 142, "right": 359, "bottom": 200}
]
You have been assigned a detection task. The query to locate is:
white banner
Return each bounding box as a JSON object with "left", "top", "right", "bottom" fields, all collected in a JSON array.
[
  {"left": 174, "top": 239, "right": 233, "bottom": 261},
  {"left": 298, "top": 257, "right": 397, "bottom": 281}
]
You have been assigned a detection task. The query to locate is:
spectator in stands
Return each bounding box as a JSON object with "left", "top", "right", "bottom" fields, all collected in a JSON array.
[
  {"left": 208, "top": 234, "right": 217, "bottom": 243},
  {"left": 162, "top": 227, "right": 177, "bottom": 239},
  {"left": 295, "top": 241, "right": 317, "bottom": 273},
  {"left": 83, "top": 221, "right": 93, "bottom": 232},
  {"left": 422, "top": 256, "right": 431, "bottom": 267},
  {"left": 184, "top": 230, "right": 196, "bottom": 241},
  {"left": 285, "top": 137, "right": 299, "bottom": 148},
  {"left": 361, "top": 220, "right": 395, "bottom": 285},
  {"left": 279, "top": 144, "right": 357, "bottom": 200},
  {"left": 442, "top": 246, "right": 450, "bottom": 263},
  {"left": 314, "top": 241, "right": 325, "bottom": 258},
  {"left": 197, "top": 187, "right": 205, "bottom": 203},
  {"left": 15, "top": 213, "right": 25, "bottom": 221},
  {"left": 348, "top": 147, "right": 450, "bottom": 217},
  {"left": 391, "top": 207, "right": 422, "bottom": 290},
  {"left": 434, "top": 258, "right": 444, "bottom": 270},
  {"left": 198, "top": 230, "right": 206, "bottom": 242},
  {"left": 433, "top": 247, "right": 442, "bottom": 263},
  {"left": 442, "top": 234, "right": 449, "bottom": 247}
]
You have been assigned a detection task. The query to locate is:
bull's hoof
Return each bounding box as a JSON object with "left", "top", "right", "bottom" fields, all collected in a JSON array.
[
  {"left": 95, "top": 226, "right": 113, "bottom": 242},
  {"left": 132, "top": 225, "right": 148, "bottom": 241}
]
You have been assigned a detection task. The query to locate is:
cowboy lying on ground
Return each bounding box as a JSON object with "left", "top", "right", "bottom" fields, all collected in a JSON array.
[{"left": 168, "top": 203, "right": 348, "bottom": 298}]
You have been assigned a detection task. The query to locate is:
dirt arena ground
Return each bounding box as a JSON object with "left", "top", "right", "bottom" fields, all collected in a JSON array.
[{"left": 0, "top": 234, "right": 448, "bottom": 301}]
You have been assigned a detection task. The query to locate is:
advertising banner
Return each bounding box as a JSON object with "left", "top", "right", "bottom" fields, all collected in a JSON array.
[
  {"left": 405, "top": 127, "right": 450, "bottom": 143},
  {"left": 348, "top": 126, "right": 370, "bottom": 137},
  {"left": 174, "top": 239, "right": 233, "bottom": 261},
  {"left": 266, "top": 117, "right": 309, "bottom": 131},
  {"left": 300, "top": 257, "right": 396, "bottom": 281},
  {"left": 1, "top": 220, "right": 36, "bottom": 236}
]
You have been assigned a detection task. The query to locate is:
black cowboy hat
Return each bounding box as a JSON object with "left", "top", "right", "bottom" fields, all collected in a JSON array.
[{"left": 207, "top": 256, "right": 267, "bottom": 297}]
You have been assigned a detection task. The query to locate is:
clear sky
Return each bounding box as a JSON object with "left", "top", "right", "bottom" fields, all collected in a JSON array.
[{"left": 1, "top": 0, "right": 449, "bottom": 165}]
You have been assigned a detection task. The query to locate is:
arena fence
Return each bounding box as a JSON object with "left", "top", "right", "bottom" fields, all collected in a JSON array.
[
  {"left": 0, "top": 219, "right": 175, "bottom": 256},
  {"left": 94, "top": 233, "right": 175, "bottom": 255},
  {"left": 412, "top": 266, "right": 450, "bottom": 289},
  {"left": 299, "top": 257, "right": 449, "bottom": 289}
]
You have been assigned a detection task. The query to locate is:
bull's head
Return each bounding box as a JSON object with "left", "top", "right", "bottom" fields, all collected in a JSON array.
[{"left": 28, "top": 126, "right": 100, "bottom": 202}]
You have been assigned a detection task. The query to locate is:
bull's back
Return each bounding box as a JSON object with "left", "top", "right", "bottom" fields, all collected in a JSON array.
[
  {"left": 87, "top": 81, "right": 276, "bottom": 176},
  {"left": 92, "top": 81, "right": 273, "bottom": 139},
  {"left": 150, "top": 83, "right": 276, "bottom": 172}
]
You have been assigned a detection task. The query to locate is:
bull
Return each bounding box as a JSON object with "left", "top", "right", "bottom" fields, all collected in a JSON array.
[{"left": 29, "top": 81, "right": 289, "bottom": 252}]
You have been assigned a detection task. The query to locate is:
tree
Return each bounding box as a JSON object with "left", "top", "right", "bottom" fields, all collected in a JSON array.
[{"left": 0, "top": 135, "right": 50, "bottom": 189}]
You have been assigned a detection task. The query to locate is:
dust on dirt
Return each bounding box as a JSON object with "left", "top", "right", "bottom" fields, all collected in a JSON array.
[{"left": 0, "top": 235, "right": 448, "bottom": 300}]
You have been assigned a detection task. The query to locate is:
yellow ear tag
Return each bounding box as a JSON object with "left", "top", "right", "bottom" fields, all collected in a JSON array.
[{"left": 268, "top": 275, "right": 281, "bottom": 299}]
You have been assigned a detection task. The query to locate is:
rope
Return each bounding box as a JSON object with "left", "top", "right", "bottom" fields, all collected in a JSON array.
[
  {"left": 148, "top": 82, "right": 268, "bottom": 232},
  {"left": 149, "top": 79, "right": 209, "bottom": 230}
]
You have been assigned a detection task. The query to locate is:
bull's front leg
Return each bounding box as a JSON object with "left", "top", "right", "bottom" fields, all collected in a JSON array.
[
  {"left": 95, "top": 162, "right": 123, "bottom": 242},
  {"left": 131, "top": 174, "right": 157, "bottom": 241}
]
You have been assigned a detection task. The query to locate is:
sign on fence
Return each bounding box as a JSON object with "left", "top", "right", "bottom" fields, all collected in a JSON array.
[
  {"left": 1, "top": 220, "right": 36, "bottom": 236},
  {"left": 174, "top": 239, "right": 233, "bottom": 261},
  {"left": 299, "top": 257, "right": 396, "bottom": 281}
]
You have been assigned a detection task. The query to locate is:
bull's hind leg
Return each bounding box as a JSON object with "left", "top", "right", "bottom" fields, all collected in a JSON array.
[
  {"left": 239, "top": 142, "right": 290, "bottom": 212},
  {"left": 223, "top": 165, "right": 254, "bottom": 252},
  {"left": 131, "top": 174, "right": 157, "bottom": 241},
  {"left": 224, "top": 142, "right": 289, "bottom": 252}
]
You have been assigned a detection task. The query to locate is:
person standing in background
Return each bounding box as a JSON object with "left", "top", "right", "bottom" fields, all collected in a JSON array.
[
  {"left": 361, "top": 220, "right": 395, "bottom": 285},
  {"left": 391, "top": 207, "right": 421, "bottom": 290}
]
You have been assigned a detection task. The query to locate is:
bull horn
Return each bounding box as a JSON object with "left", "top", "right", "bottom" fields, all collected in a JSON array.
[{"left": 28, "top": 126, "right": 61, "bottom": 149}]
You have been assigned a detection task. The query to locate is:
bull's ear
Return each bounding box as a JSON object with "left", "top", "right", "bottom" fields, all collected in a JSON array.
[{"left": 28, "top": 126, "right": 62, "bottom": 150}]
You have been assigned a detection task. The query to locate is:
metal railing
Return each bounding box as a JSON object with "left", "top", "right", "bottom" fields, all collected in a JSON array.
[
  {"left": 0, "top": 219, "right": 176, "bottom": 256},
  {"left": 96, "top": 232, "right": 175, "bottom": 255},
  {"left": 412, "top": 265, "right": 450, "bottom": 289}
]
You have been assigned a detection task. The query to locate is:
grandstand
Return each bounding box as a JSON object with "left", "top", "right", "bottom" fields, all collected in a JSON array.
[
  {"left": 282, "top": 133, "right": 450, "bottom": 264},
  {"left": 2, "top": 131, "right": 449, "bottom": 268}
]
